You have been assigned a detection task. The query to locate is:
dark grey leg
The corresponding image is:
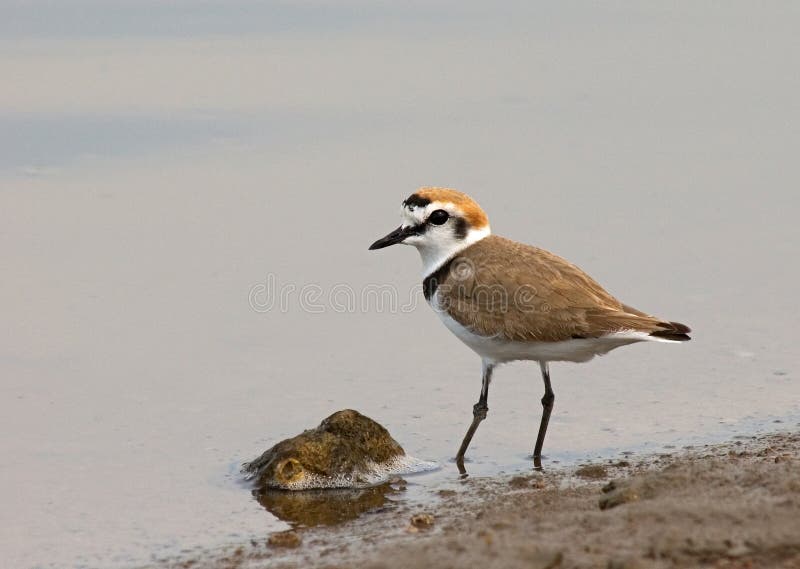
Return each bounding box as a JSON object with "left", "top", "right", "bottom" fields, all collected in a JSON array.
[
  {"left": 533, "top": 361, "right": 555, "bottom": 469},
  {"left": 455, "top": 361, "right": 494, "bottom": 473}
]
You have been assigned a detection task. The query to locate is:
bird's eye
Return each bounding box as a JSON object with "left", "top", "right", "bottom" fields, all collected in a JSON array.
[{"left": 428, "top": 209, "right": 449, "bottom": 225}]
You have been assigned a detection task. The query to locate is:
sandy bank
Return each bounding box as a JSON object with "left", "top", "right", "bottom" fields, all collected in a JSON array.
[{"left": 164, "top": 431, "right": 800, "bottom": 569}]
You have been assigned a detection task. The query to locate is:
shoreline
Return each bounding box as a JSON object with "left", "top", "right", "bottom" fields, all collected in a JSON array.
[{"left": 164, "top": 430, "right": 800, "bottom": 569}]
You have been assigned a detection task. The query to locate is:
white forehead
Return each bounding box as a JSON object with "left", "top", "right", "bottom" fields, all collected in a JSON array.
[{"left": 400, "top": 201, "right": 459, "bottom": 228}]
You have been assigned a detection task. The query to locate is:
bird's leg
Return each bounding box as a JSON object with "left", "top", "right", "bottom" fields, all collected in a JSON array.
[
  {"left": 455, "top": 361, "right": 494, "bottom": 473},
  {"left": 533, "top": 361, "right": 555, "bottom": 470}
]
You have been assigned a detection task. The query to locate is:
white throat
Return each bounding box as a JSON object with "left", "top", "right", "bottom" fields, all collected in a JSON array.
[{"left": 416, "top": 225, "right": 491, "bottom": 277}]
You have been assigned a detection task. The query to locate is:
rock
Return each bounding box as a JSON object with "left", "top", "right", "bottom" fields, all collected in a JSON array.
[
  {"left": 408, "top": 513, "right": 435, "bottom": 531},
  {"left": 599, "top": 479, "right": 643, "bottom": 510},
  {"left": 242, "top": 410, "right": 419, "bottom": 490}
]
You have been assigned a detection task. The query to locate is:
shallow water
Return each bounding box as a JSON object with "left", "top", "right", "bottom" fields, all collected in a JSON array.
[{"left": 2, "top": 2, "right": 800, "bottom": 568}]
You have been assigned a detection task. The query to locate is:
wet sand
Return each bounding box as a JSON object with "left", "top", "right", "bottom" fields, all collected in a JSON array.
[{"left": 164, "top": 431, "right": 800, "bottom": 569}]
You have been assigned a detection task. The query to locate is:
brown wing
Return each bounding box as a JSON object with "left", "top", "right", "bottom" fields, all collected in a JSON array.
[{"left": 431, "top": 235, "right": 688, "bottom": 342}]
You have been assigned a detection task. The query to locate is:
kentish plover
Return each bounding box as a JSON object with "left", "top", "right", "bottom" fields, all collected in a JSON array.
[{"left": 369, "top": 187, "right": 691, "bottom": 470}]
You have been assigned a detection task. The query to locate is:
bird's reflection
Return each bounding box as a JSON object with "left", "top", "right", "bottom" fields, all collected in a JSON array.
[{"left": 254, "top": 482, "right": 400, "bottom": 527}]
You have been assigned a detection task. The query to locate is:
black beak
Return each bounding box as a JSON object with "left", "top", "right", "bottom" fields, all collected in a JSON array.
[{"left": 368, "top": 226, "right": 417, "bottom": 250}]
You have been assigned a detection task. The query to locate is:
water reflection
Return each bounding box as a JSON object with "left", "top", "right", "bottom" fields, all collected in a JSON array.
[{"left": 254, "top": 483, "right": 401, "bottom": 527}]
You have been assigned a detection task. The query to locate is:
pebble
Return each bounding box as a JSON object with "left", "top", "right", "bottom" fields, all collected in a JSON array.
[
  {"left": 407, "top": 513, "right": 435, "bottom": 532},
  {"left": 599, "top": 479, "right": 642, "bottom": 510}
]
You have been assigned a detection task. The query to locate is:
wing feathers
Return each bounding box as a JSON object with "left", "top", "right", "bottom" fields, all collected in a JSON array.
[{"left": 431, "top": 235, "right": 691, "bottom": 343}]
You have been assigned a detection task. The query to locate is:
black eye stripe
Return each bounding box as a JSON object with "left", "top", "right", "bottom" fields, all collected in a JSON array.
[
  {"left": 428, "top": 209, "right": 449, "bottom": 225},
  {"left": 453, "top": 217, "right": 468, "bottom": 239}
]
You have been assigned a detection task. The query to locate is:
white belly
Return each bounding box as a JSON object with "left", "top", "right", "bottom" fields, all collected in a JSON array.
[{"left": 434, "top": 304, "right": 653, "bottom": 365}]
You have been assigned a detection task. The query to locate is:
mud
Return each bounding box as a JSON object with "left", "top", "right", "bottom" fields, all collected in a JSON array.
[{"left": 165, "top": 431, "right": 800, "bottom": 569}]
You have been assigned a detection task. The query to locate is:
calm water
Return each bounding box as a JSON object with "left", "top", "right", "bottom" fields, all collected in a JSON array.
[{"left": 2, "top": 2, "right": 800, "bottom": 567}]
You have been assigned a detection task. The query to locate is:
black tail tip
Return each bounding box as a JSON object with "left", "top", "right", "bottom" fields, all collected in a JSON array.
[{"left": 651, "top": 321, "right": 692, "bottom": 341}]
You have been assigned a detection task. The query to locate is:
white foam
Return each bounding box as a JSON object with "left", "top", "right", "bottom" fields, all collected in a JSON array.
[{"left": 271, "top": 455, "right": 438, "bottom": 491}]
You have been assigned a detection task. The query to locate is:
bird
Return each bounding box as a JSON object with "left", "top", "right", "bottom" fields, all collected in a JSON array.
[{"left": 368, "top": 187, "right": 691, "bottom": 471}]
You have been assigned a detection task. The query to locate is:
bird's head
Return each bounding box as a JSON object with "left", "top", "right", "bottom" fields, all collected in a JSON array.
[{"left": 369, "top": 187, "right": 491, "bottom": 275}]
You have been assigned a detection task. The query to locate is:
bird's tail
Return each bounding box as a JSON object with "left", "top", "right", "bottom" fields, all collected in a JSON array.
[
  {"left": 649, "top": 320, "right": 691, "bottom": 342},
  {"left": 612, "top": 304, "right": 692, "bottom": 342}
]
